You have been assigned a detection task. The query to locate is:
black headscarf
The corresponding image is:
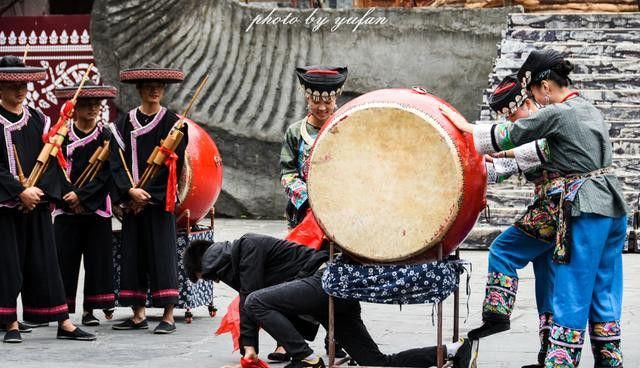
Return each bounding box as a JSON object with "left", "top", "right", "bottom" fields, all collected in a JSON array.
[
  {"left": 517, "top": 49, "right": 565, "bottom": 89},
  {"left": 488, "top": 74, "right": 528, "bottom": 116},
  {"left": 296, "top": 65, "right": 348, "bottom": 102}
]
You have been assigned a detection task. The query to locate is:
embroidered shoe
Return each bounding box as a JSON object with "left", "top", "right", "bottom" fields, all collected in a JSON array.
[
  {"left": 57, "top": 327, "right": 97, "bottom": 341},
  {"left": 284, "top": 357, "right": 326, "bottom": 368},
  {"left": 112, "top": 318, "right": 148, "bottom": 330},
  {"left": 82, "top": 312, "right": 100, "bottom": 326},
  {"left": 153, "top": 321, "right": 176, "bottom": 334},
  {"left": 1, "top": 322, "right": 32, "bottom": 333},
  {"left": 3, "top": 330, "right": 22, "bottom": 343}
]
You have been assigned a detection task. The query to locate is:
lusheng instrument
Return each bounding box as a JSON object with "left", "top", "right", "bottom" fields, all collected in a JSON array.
[
  {"left": 134, "top": 74, "right": 209, "bottom": 211},
  {"left": 307, "top": 88, "right": 487, "bottom": 263},
  {"left": 74, "top": 139, "right": 110, "bottom": 188},
  {"left": 13, "top": 144, "right": 26, "bottom": 186},
  {"left": 25, "top": 64, "right": 93, "bottom": 187}
]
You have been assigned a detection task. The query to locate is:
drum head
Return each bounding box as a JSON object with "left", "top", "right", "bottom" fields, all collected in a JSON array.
[{"left": 308, "top": 103, "right": 464, "bottom": 262}]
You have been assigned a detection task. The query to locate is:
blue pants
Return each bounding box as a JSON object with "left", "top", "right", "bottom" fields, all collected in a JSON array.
[
  {"left": 545, "top": 213, "right": 626, "bottom": 368},
  {"left": 486, "top": 225, "right": 555, "bottom": 315}
]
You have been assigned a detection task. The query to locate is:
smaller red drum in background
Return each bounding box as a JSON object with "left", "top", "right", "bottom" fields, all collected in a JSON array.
[
  {"left": 307, "top": 88, "right": 486, "bottom": 263},
  {"left": 176, "top": 118, "right": 223, "bottom": 228}
]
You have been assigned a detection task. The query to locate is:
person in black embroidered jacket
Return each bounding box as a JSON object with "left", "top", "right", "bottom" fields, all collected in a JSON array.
[
  {"left": 184, "top": 233, "right": 474, "bottom": 368},
  {"left": 0, "top": 55, "right": 94, "bottom": 343},
  {"left": 54, "top": 82, "right": 118, "bottom": 327},
  {"left": 109, "top": 65, "right": 188, "bottom": 334}
]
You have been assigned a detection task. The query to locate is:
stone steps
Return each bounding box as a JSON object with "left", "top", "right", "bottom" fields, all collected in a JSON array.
[
  {"left": 480, "top": 88, "right": 640, "bottom": 104},
  {"left": 494, "top": 57, "right": 640, "bottom": 75},
  {"left": 474, "top": 13, "right": 640, "bottom": 245},
  {"left": 509, "top": 13, "right": 640, "bottom": 29},
  {"left": 479, "top": 103, "right": 640, "bottom": 121},
  {"left": 506, "top": 28, "right": 640, "bottom": 43},
  {"left": 488, "top": 73, "right": 640, "bottom": 90},
  {"left": 500, "top": 40, "right": 640, "bottom": 59}
]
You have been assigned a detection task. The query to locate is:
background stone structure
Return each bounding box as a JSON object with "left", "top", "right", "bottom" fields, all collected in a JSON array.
[
  {"left": 469, "top": 12, "right": 640, "bottom": 248},
  {"left": 91, "top": 0, "right": 517, "bottom": 218}
]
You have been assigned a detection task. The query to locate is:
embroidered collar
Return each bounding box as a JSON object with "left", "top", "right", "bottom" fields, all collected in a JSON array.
[
  {"left": 301, "top": 117, "right": 319, "bottom": 146},
  {"left": 130, "top": 107, "right": 166, "bottom": 130},
  {"left": 129, "top": 106, "right": 167, "bottom": 183},
  {"left": 1, "top": 107, "right": 30, "bottom": 177},
  {"left": 67, "top": 121, "right": 101, "bottom": 177}
]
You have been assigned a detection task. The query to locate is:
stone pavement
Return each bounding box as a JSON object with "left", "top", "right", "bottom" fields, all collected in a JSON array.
[{"left": 1, "top": 219, "right": 638, "bottom": 368}]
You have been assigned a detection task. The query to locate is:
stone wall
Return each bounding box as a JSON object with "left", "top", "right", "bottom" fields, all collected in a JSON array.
[
  {"left": 468, "top": 13, "right": 640, "bottom": 248},
  {"left": 91, "top": 0, "right": 518, "bottom": 218}
]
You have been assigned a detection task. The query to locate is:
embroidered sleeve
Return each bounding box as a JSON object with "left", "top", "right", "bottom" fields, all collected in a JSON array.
[
  {"left": 280, "top": 123, "right": 308, "bottom": 208},
  {"left": 281, "top": 174, "right": 308, "bottom": 209},
  {"left": 513, "top": 139, "right": 551, "bottom": 172},
  {"left": 493, "top": 122, "right": 516, "bottom": 151},
  {"left": 473, "top": 123, "right": 497, "bottom": 154},
  {"left": 486, "top": 158, "right": 519, "bottom": 184}
]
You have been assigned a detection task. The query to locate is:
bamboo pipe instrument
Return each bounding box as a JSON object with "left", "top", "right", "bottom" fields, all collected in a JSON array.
[
  {"left": 86, "top": 140, "right": 111, "bottom": 184},
  {"left": 135, "top": 74, "right": 209, "bottom": 189},
  {"left": 25, "top": 63, "right": 93, "bottom": 187},
  {"left": 74, "top": 143, "right": 104, "bottom": 187},
  {"left": 13, "top": 144, "right": 27, "bottom": 187}
]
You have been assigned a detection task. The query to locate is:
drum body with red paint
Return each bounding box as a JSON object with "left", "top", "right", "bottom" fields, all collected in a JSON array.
[
  {"left": 176, "top": 119, "right": 223, "bottom": 228},
  {"left": 307, "top": 88, "right": 486, "bottom": 263}
]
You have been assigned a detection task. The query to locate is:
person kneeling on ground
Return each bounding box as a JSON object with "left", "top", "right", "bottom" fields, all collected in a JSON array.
[{"left": 184, "top": 234, "right": 475, "bottom": 368}]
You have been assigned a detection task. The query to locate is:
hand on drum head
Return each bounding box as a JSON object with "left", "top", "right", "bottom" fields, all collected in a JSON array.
[{"left": 439, "top": 105, "right": 474, "bottom": 134}]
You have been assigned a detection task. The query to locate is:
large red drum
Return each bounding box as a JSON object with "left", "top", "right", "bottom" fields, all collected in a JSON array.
[
  {"left": 176, "top": 119, "right": 223, "bottom": 228},
  {"left": 307, "top": 88, "right": 486, "bottom": 263}
]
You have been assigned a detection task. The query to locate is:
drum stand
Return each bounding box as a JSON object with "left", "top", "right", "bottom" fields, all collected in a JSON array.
[
  {"left": 327, "top": 243, "right": 461, "bottom": 368},
  {"left": 171, "top": 207, "right": 219, "bottom": 322}
]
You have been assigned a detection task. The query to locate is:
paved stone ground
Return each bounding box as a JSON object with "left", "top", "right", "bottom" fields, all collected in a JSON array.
[{"left": 1, "top": 219, "right": 638, "bottom": 368}]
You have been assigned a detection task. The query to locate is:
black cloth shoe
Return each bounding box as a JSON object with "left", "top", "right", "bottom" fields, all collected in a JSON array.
[
  {"left": 3, "top": 330, "right": 22, "bottom": 343},
  {"left": 467, "top": 320, "right": 510, "bottom": 340},
  {"left": 452, "top": 338, "right": 479, "bottom": 368},
  {"left": 284, "top": 357, "right": 326, "bottom": 368},
  {"left": 20, "top": 321, "right": 49, "bottom": 328},
  {"left": 267, "top": 351, "right": 291, "bottom": 362},
  {"left": 153, "top": 321, "right": 176, "bottom": 334},
  {"left": 57, "top": 327, "right": 96, "bottom": 341},
  {"left": 82, "top": 313, "right": 100, "bottom": 327},
  {"left": 103, "top": 308, "right": 115, "bottom": 320},
  {"left": 112, "top": 318, "right": 148, "bottom": 330},
  {"left": 1, "top": 322, "right": 32, "bottom": 333},
  {"left": 521, "top": 364, "right": 543, "bottom": 368}
]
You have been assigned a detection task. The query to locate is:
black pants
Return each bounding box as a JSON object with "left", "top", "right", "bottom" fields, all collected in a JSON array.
[
  {"left": 0, "top": 206, "right": 69, "bottom": 324},
  {"left": 119, "top": 205, "right": 178, "bottom": 307},
  {"left": 285, "top": 201, "right": 309, "bottom": 229},
  {"left": 55, "top": 214, "right": 115, "bottom": 313},
  {"left": 244, "top": 270, "right": 438, "bottom": 366}
]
